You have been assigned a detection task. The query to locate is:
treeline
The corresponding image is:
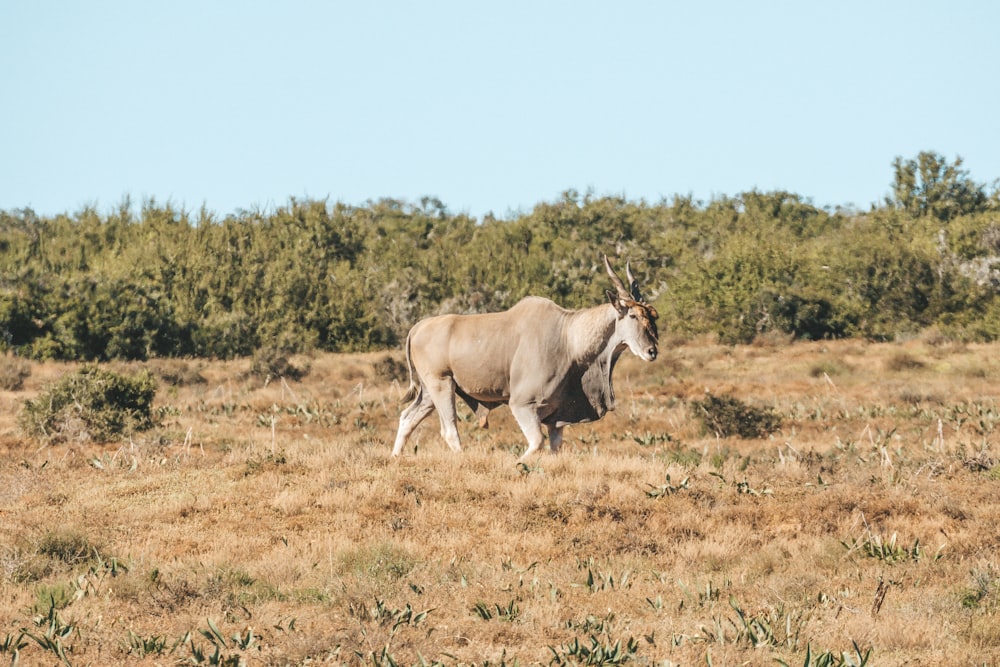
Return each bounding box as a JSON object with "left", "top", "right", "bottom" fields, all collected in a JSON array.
[{"left": 1, "top": 152, "right": 999, "bottom": 361}]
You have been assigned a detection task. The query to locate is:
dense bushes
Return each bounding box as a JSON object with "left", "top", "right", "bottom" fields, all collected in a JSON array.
[
  {"left": 1, "top": 152, "right": 998, "bottom": 360},
  {"left": 19, "top": 366, "right": 158, "bottom": 443},
  {"left": 691, "top": 394, "right": 782, "bottom": 439}
]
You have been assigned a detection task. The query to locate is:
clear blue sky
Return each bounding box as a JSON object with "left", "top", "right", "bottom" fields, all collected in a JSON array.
[{"left": 2, "top": 1, "right": 998, "bottom": 220}]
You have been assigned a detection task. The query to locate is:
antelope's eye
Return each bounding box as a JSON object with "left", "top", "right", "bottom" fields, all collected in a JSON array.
[{"left": 629, "top": 313, "right": 637, "bottom": 319}]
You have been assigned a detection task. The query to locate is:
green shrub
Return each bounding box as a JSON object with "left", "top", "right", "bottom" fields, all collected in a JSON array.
[
  {"left": 885, "top": 351, "right": 926, "bottom": 372},
  {"left": 37, "top": 530, "right": 100, "bottom": 565},
  {"left": 19, "top": 365, "right": 157, "bottom": 443},
  {"left": 373, "top": 354, "right": 408, "bottom": 383},
  {"left": 149, "top": 359, "right": 206, "bottom": 386},
  {"left": 3, "top": 155, "right": 999, "bottom": 357},
  {"left": 247, "top": 346, "right": 309, "bottom": 383},
  {"left": 0, "top": 353, "right": 30, "bottom": 390},
  {"left": 338, "top": 542, "right": 416, "bottom": 583},
  {"left": 809, "top": 358, "right": 852, "bottom": 378},
  {"left": 691, "top": 393, "right": 782, "bottom": 439}
]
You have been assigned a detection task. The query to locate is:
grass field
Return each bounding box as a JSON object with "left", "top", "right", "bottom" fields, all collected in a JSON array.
[{"left": 1, "top": 339, "right": 999, "bottom": 666}]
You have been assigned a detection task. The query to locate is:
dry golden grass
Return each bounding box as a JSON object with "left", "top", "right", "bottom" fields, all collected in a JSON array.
[{"left": 1, "top": 340, "right": 999, "bottom": 665}]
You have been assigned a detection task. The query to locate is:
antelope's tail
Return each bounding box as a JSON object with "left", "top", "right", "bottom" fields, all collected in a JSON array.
[{"left": 400, "top": 331, "right": 417, "bottom": 403}]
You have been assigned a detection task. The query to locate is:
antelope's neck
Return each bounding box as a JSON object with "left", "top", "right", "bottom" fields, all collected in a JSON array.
[{"left": 565, "top": 304, "right": 617, "bottom": 362}]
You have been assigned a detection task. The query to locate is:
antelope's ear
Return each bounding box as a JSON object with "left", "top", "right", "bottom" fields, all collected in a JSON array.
[{"left": 607, "top": 289, "right": 629, "bottom": 316}]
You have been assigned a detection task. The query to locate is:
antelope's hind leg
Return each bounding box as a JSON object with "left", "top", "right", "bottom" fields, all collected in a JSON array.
[
  {"left": 391, "top": 385, "right": 435, "bottom": 456},
  {"left": 424, "top": 377, "right": 463, "bottom": 453}
]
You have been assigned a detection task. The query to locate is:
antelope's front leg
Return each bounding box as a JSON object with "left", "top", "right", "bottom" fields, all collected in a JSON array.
[
  {"left": 547, "top": 425, "right": 564, "bottom": 453},
  {"left": 511, "top": 404, "right": 544, "bottom": 462}
]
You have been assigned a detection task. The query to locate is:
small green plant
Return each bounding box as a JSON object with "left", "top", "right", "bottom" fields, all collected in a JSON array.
[
  {"left": 472, "top": 601, "right": 494, "bottom": 621},
  {"left": 726, "top": 596, "right": 803, "bottom": 649},
  {"left": 677, "top": 579, "right": 722, "bottom": 609},
  {"left": 548, "top": 634, "right": 639, "bottom": 665},
  {"left": 708, "top": 471, "right": 773, "bottom": 496},
  {"left": 472, "top": 599, "right": 521, "bottom": 622},
  {"left": 565, "top": 613, "right": 617, "bottom": 635},
  {"left": 33, "top": 583, "right": 74, "bottom": 613},
  {"left": 351, "top": 599, "right": 433, "bottom": 665},
  {"left": 19, "top": 365, "right": 157, "bottom": 443},
  {"left": 123, "top": 630, "right": 170, "bottom": 658},
  {"left": 339, "top": 543, "right": 416, "bottom": 583},
  {"left": 841, "top": 531, "right": 929, "bottom": 564},
  {"left": 776, "top": 641, "right": 873, "bottom": 667},
  {"left": 734, "top": 479, "right": 773, "bottom": 496},
  {"left": 362, "top": 599, "right": 431, "bottom": 628},
  {"left": 960, "top": 568, "right": 996, "bottom": 609},
  {"left": 577, "top": 559, "right": 632, "bottom": 593},
  {"left": 474, "top": 650, "right": 521, "bottom": 667},
  {"left": 23, "top": 596, "right": 77, "bottom": 666},
  {"left": 628, "top": 430, "right": 673, "bottom": 447},
  {"left": 516, "top": 460, "right": 543, "bottom": 476},
  {"left": 658, "top": 443, "right": 703, "bottom": 467},
  {"left": 1, "top": 631, "right": 29, "bottom": 661},
  {"left": 179, "top": 619, "right": 257, "bottom": 666},
  {"left": 645, "top": 474, "right": 690, "bottom": 498},
  {"left": 243, "top": 449, "right": 287, "bottom": 476},
  {"left": 690, "top": 393, "right": 782, "bottom": 439}
]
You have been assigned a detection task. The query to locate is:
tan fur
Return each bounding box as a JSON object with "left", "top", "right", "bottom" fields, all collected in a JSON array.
[{"left": 391, "top": 261, "right": 659, "bottom": 462}]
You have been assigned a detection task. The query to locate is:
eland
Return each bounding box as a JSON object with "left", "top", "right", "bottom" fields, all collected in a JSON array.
[{"left": 391, "top": 255, "right": 659, "bottom": 462}]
